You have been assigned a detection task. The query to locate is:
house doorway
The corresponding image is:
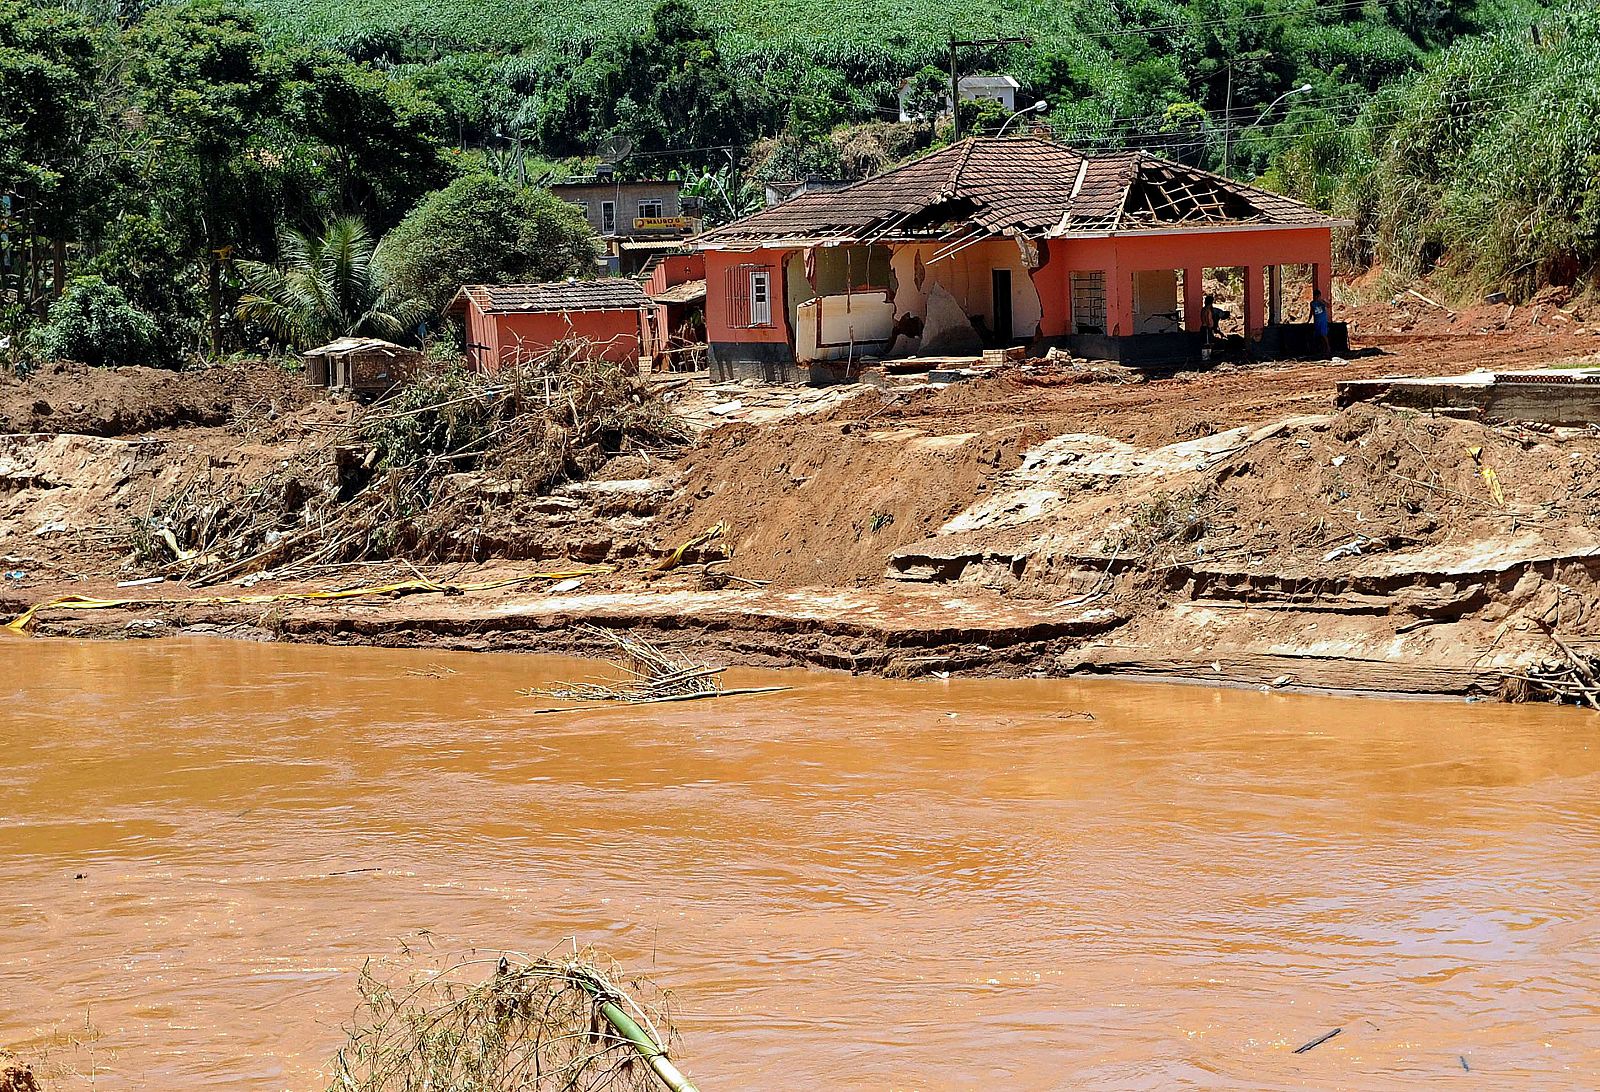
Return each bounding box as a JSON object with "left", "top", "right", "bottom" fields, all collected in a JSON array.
[{"left": 991, "top": 268, "right": 1013, "bottom": 343}]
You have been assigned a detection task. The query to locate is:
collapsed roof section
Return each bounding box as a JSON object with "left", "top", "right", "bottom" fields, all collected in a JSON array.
[{"left": 694, "top": 137, "right": 1344, "bottom": 249}]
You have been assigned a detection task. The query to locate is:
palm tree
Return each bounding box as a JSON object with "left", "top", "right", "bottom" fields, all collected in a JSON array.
[{"left": 235, "top": 217, "right": 428, "bottom": 350}]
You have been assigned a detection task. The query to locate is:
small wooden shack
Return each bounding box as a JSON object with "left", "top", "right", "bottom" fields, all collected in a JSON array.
[{"left": 303, "top": 337, "right": 422, "bottom": 395}]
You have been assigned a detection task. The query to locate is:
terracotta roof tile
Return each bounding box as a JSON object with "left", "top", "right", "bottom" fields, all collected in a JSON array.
[
  {"left": 694, "top": 139, "right": 1341, "bottom": 247},
  {"left": 457, "top": 280, "right": 648, "bottom": 314}
]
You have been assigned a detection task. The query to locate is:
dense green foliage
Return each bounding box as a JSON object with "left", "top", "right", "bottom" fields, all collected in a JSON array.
[
  {"left": 0, "top": 0, "right": 1587, "bottom": 370},
  {"left": 1270, "top": 2, "right": 1598, "bottom": 297},
  {"left": 380, "top": 174, "right": 596, "bottom": 310},
  {"left": 29, "top": 277, "right": 161, "bottom": 366},
  {"left": 0, "top": 0, "right": 498, "bottom": 364},
  {"left": 247, "top": 0, "right": 1546, "bottom": 166}
]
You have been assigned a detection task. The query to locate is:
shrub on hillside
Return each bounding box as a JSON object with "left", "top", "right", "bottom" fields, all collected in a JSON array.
[{"left": 28, "top": 277, "right": 162, "bottom": 367}]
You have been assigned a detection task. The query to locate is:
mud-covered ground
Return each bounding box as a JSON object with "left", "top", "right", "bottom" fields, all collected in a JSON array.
[{"left": 4, "top": 288, "right": 1600, "bottom": 701}]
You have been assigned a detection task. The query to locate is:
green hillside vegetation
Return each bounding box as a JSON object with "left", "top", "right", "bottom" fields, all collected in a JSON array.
[
  {"left": 1272, "top": 4, "right": 1600, "bottom": 297},
  {"left": 0, "top": 0, "right": 1593, "bottom": 368},
  {"left": 260, "top": 0, "right": 1542, "bottom": 163}
]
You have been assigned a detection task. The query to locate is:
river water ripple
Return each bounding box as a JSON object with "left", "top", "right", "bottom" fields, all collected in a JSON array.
[{"left": 3, "top": 636, "right": 1599, "bottom": 1088}]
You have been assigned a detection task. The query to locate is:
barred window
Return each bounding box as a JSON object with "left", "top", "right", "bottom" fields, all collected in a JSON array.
[
  {"left": 1071, "top": 271, "right": 1107, "bottom": 334},
  {"left": 726, "top": 263, "right": 776, "bottom": 328}
]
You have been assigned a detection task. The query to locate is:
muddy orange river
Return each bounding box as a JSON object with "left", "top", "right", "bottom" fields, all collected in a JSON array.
[{"left": 4, "top": 637, "right": 1600, "bottom": 1088}]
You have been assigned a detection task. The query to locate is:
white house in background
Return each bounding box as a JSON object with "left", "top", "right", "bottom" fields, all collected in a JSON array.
[{"left": 897, "top": 74, "right": 1021, "bottom": 122}]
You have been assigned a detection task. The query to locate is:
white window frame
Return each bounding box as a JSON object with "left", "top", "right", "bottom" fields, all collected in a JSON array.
[
  {"left": 637, "top": 199, "right": 664, "bottom": 219},
  {"left": 601, "top": 200, "right": 617, "bottom": 234},
  {"left": 749, "top": 270, "right": 772, "bottom": 327}
]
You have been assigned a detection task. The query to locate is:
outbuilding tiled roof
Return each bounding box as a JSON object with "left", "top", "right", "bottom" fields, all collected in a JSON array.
[
  {"left": 451, "top": 279, "right": 648, "bottom": 315},
  {"left": 694, "top": 137, "right": 1342, "bottom": 248}
]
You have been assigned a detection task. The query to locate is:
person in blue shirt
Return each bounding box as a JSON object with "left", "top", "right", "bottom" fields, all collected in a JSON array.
[{"left": 1309, "top": 288, "right": 1331, "bottom": 358}]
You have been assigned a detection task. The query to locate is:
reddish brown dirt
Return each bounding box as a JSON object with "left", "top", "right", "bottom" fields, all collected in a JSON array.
[
  {"left": 645, "top": 323, "right": 1599, "bottom": 586},
  {"left": 0, "top": 1052, "right": 39, "bottom": 1092},
  {"left": 0, "top": 360, "right": 313, "bottom": 436},
  {"left": 657, "top": 418, "right": 1050, "bottom": 586},
  {"left": 6, "top": 318, "right": 1600, "bottom": 697},
  {"left": 807, "top": 333, "right": 1598, "bottom": 450},
  {"left": 0, "top": 362, "right": 348, "bottom": 583}
]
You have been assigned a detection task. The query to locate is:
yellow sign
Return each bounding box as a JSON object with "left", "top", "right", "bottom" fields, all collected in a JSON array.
[{"left": 634, "top": 216, "right": 694, "bottom": 230}]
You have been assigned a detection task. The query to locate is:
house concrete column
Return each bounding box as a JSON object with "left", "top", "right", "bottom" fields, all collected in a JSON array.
[
  {"left": 1313, "top": 262, "right": 1333, "bottom": 317},
  {"left": 1244, "top": 264, "right": 1266, "bottom": 340},
  {"left": 1105, "top": 256, "right": 1133, "bottom": 338},
  {"left": 1183, "top": 267, "right": 1204, "bottom": 331},
  {"left": 1269, "top": 265, "right": 1283, "bottom": 326}
]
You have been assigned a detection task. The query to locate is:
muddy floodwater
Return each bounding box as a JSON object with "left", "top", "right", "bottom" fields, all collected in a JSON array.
[{"left": 4, "top": 637, "right": 1600, "bottom": 1089}]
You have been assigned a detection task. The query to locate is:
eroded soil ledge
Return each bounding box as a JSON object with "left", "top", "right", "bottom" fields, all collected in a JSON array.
[{"left": 5, "top": 311, "right": 1600, "bottom": 700}]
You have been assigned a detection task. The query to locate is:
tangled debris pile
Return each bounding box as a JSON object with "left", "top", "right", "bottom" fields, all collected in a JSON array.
[
  {"left": 328, "top": 948, "right": 695, "bottom": 1092},
  {"left": 524, "top": 624, "right": 792, "bottom": 710},
  {"left": 527, "top": 624, "right": 725, "bottom": 703},
  {"left": 146, "top": 344, "right": 689, "bottom": 582},
  {"left": 1509, "top": 629, "right": 1600, "bottom": 709}
]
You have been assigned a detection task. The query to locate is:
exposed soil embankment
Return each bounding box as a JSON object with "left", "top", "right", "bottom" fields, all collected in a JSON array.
[
  {"left": 6, "top": 320, "right": 1600, "bottom": 700},
  {"left": 0, "top": 360, "right": 310, "bottom": 436},
  {"left": 655, "top": 419, "right": 1048, "bottom": 586}
]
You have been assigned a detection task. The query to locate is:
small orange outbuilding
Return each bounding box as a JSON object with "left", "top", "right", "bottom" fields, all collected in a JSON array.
[{"left": 446, "top": 280, "right": 649, "bottom": 374}]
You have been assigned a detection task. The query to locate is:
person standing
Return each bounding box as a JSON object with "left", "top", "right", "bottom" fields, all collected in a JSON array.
[
  {"left": 1200, "top": 293, "right": 1218, "bottom": 360},
  {"left": 1309, "top": 288, "right": 1332, "bottom": 358}
]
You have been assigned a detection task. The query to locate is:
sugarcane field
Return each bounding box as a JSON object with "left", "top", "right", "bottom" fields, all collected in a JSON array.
[{"left": 7, "top": 1, "right": 1600, "bottom": 1088}]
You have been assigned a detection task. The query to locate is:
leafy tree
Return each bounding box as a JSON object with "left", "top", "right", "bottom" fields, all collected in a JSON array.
[
  {"left": 84, "top": 212, "right": 204, "bottom": 362},
  {"left": 28, "top": 277, "right": 161, "bottom": 366},
  {"left": 1389, "top": 0, "right": 1482, "bottom": 47},
  {"left": 126, "top": 0, "right": 289, "bottom": 353},
  {"left": 379, "top": 174, "right": 597, "bottom": 311},
  {"left": 954, "top": 97, "right": 1009, "bottom": 137},
  {"left": 0, "top": 2, "right": 101, "bottom": 197},
  {"left": 235, "top": 217, "right": 428, "bottom": 348},
  {"left": 678, "top": 164, "right": 762, "bottom": 224},
  {"left": 283, "top": 53, "right": 455, "bottom": 230},
  {"left": 899, "top": 65, "right": 948, "bottom": 126},
  {"left": 534, "top": 0, "right": 744, "bottom": 172},
  {"left": 0, "top": 1, "right": 104, "bottom": 309}
]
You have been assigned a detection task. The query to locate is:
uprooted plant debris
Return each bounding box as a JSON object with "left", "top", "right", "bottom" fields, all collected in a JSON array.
[
  {"left": 327, "top": 947, "right": 693, "bottom": 1092},
  {"left": 1504, "top": 628, "right": 1600, "bottom": 710},
  {"left": 522, "top": 624, "right": 791, "bottom": 711},
  {"left": 141, "top": 343, "right": 690, "bottom": 583},
  {"left": 526, "top": 624, "right": 726, "bottom": 703}
]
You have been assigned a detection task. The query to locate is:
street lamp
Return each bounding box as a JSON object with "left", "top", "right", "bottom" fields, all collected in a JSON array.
[
  {"left": 1226, "top": 83, "right": 1312, "bottom": 174},
  {"left": 997, "top": 100, "right": 1049, "bottom": 137}
]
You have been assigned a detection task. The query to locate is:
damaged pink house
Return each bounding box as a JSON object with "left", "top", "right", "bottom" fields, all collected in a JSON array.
[{"left": 691, "top": 136, "right": 1348, "bottom": 383}]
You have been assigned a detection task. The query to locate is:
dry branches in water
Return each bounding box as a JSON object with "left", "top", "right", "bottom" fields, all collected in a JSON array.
[
  {"left": 327, "top": 947, "right": 696, "bottom": 1092},
  {"left": 527, "top": 625, "right": 725, "bottom": 703}
]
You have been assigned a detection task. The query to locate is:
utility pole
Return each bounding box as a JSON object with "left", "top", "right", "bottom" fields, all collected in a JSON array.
[
  {"left": 947, "top": 34, "right": 1032, "bottom": 141},
  {"left": 1222, "top": 61, "right": 1233, "bottom": 176}
]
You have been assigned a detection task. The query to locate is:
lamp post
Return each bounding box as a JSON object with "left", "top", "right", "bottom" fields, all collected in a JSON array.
[
  {"left": 997, "top": 100, "right": 1049, "bottom": 137},
  {"left": 1226, "top": 83, "right": 1312, "bottom": 175}
]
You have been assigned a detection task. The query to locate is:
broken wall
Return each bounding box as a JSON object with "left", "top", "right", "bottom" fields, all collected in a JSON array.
[{"left": 889, "top": 239, "right": 1043, "bottom": 345}]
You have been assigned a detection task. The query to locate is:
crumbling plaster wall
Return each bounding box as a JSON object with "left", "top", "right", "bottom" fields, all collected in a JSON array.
[{"left": 890, "top": 239, "right": 1043, "bottom": 342}]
